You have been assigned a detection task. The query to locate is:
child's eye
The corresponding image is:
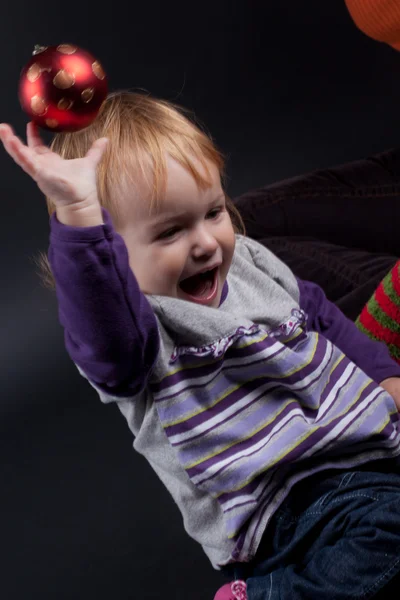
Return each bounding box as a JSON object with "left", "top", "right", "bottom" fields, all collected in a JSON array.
[
  {"left": 206, "top": 208, "right": 222, "bottom": 219},
  {"left": 159, "top": 227, "right": 180, "bottom": 240},
  {"left": 158, "top": 209, "right": 222, "bottom": 240}
]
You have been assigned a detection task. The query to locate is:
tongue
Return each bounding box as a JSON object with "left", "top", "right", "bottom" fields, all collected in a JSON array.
[{"left": 180, "top": 271, "right": 213, "bottom": 297}]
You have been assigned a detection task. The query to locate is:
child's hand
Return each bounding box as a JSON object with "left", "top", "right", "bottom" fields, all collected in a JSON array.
[
  {"left": 380, "top": 377, "right": 400, "bottom": 412},
  {"left": 0, "top": 121, "right": 108, "bottom": 211}
]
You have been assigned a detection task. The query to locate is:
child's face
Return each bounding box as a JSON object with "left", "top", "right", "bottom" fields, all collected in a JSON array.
[{"left": 115, "top": 154, "right": 236, "bottom": 308}]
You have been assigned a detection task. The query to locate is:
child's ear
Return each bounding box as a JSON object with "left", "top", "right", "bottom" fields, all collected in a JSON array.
[{"left": 225, "top": 194, "right": 246, "bottom": 236}]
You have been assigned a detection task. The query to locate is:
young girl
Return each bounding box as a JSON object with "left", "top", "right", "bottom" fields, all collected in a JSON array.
[{"left": 2, "top": 91, "right": 400, "bottom": 600}]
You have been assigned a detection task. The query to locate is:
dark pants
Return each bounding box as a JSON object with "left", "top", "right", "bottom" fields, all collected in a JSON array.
[
  {"left": 225, "top": 459, "right": 400, "bottom": 599},
  {"left": 233, "top": 148, "right": 400, "bottom": 320}
]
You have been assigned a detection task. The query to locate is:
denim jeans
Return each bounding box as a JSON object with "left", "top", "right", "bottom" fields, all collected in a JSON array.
[
  {"left": 223, "top": 459, "right": 400, "bottom": 599},
  {"left": 233, "top": 148, "right": 400, "bottom": 321}
]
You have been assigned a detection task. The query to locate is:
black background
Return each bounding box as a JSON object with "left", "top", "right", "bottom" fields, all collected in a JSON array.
[{"left": 1, "top": 1, "right": 400, "bottom": 599}]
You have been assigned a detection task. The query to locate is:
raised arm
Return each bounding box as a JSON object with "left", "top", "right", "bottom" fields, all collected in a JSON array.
[{"left": 0, "top": 121, "right": 160, "bottom": 399}]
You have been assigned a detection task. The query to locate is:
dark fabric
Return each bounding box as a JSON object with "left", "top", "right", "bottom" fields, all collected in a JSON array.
[
  {"left": 265, "top": 238, "right": 396, "bottom": 321},
  {"left": 233, "top": 149, "right": 400, "bottom": 320},
  {"left": 224, "top": 459, "right": 400, "bottom": 599}
]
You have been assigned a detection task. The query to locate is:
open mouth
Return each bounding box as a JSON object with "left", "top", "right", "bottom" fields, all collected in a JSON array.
[{"left": 179, "top": 267, "right": 219, "bottom": 304}]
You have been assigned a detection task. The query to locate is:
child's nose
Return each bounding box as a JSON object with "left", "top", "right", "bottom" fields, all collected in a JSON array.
[{"left": 191, "top": 227, "right": 219, "bottom": 255}]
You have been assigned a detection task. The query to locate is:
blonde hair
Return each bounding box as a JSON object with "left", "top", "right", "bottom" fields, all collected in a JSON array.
[{"left": 34, "top": 89, "right": 246, "bottom": 290}]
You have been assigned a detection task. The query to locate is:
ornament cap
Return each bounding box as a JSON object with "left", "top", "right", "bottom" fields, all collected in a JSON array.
[{"left": 33, "top": 45, "right": 47, "bottom": 56}]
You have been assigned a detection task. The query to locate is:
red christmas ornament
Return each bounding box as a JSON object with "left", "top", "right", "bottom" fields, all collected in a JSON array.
[{"left": 18, "top": 43, "right": 108, "bottom": 133}]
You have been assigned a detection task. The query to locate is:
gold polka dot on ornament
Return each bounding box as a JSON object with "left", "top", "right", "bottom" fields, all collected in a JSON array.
[
  {"left": 31, "top": 95, "right": 48, "bottom": 116},
  {"left": 57, "top": 44, "right": 78, "bottom": 55},
  {"left": 81, "top": 87, "right": 94, "bottom": 103},
  {"left": 45, "top": 119, "right": 59, "bottom": 129},
  {"left": 57, "top": 98, "right": 74, "bottom": 110},
  {"left": 27, "top": 63, "right": 42, "bottom": 83},
  {"left": 53, "top": 69, "right": 75, "bottom": 89},
  {"left": 92, "top": 61, "right": 105, "bottom": 80}
]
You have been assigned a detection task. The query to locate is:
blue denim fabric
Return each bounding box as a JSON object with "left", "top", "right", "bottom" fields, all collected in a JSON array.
[{"left": 225, "top": 459, "right": 400, "bottom": 599}]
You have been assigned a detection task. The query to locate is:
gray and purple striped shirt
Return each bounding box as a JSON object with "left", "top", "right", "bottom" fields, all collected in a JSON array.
[{"left": 49, "top": 207, "right": 400, "bottom": 568}]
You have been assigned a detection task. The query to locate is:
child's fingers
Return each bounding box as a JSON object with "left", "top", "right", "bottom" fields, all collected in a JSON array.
[
  {"left": 0, "top": 128, "right": 37, "bottom": 176},
  {"left": 0, "top": 123, "right": 16, "bottom": 148},
  {"left": 85, "top": 137, "right": 108, "bottom": 166},
  {"left": 0, "top": 123, "right": 13, "bottom": 138},
  {"left": 26, "top": 121, "right": 50, "bottom": 154}
]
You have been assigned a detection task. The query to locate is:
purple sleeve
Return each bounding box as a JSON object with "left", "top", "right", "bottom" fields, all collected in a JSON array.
[
  {"left": 48, "top": 207, "right": 160, "bottom": 398},
  {"left": 297, "top": 278, "right": 400, "bottom": 384}
]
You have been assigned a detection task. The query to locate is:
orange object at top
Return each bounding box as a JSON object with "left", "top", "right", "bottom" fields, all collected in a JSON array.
[{"left": 344, "top": 0, "right": 400, "bottom": 50}]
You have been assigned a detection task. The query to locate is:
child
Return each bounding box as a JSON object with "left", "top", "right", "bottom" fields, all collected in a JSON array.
[{"left": 2, "top": 91, "right": 400, "bottom": 600}]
